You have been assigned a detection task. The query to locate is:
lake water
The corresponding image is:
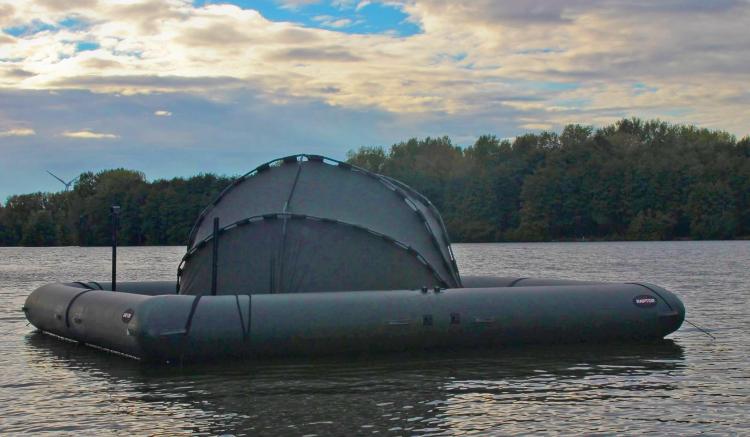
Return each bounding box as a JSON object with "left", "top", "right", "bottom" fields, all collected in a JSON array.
[{"left": 1, "top": 242, "right": 748, "bottom": 435}]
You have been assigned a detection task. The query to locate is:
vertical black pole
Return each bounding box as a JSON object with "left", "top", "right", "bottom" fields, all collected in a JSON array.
[
  {"left": 111, "top": 205, "right": 120, "bottom": 291},
  {"left": 211, "top": 217, "right": 219, "bottom": 295}
]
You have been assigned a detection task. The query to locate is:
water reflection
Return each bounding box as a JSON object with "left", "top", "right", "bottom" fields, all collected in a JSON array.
[{"left": 24, "top": 332, "right": 684, "bottom": 435}]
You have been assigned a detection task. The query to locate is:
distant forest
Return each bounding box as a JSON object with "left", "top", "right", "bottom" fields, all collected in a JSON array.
[{"left": 1, "top": 118, "right": 749, "bottom": 246}]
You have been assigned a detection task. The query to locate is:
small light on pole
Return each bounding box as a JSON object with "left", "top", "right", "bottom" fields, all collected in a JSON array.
[{"left": 111, "top": 205, "right": 120, "bottom": 291}]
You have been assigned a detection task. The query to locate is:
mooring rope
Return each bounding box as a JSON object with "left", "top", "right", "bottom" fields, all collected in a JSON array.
[
  {"left": 684, "top": 318, "right": 716, "bottom": 340},
  {"left": 234, "top": 294, "right": 251, "bottom": 343},
  {"left": 179, "top": 294, "right": 203, "bottom": 365}
]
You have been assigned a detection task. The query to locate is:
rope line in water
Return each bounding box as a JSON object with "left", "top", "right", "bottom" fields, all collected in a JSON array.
[{"left": 685, "top": 318, "right": 716, "bottom": 340}]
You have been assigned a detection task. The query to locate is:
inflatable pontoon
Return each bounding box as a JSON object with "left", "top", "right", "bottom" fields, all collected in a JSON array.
[{"left": 24, "top": 155, "right": 685, "bottom": 362}]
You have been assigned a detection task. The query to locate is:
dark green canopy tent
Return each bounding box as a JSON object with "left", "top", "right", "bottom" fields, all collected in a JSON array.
[{"left": 178, "top": 155, "right": 461, "bottom": 295}]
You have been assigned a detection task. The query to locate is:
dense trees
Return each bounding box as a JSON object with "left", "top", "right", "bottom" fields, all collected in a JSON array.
[
  {"left": 348, "top": 119, "right": 750, "bottom": 242},
  {"left": 0, "top": 169, "right": 231, "bottom": 246},
  {"left": 1, "top": 119, "right": 748, "bottom": 246}
]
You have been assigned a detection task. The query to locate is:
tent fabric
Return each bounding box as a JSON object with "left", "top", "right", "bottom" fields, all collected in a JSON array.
[
  {"left": 178, "top": 154, "right": 461, "bottom": 295},
  {"left": 178, "top": 214, "right": 444, "bottom": 295}
]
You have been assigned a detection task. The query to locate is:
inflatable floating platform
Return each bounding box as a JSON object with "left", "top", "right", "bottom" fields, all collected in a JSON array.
[
  {"left": 24, "top": 155, "right": 685, "bottom": 362},
  {"left": 24, "top": 277, "right": 684, "bottom": 362}
]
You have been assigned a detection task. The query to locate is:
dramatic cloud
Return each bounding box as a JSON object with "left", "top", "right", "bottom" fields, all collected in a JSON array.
[
  {"left": 0, "top": 0, "right": 748, "bottom": 198},
  {"left": 0, "top": 0, "right": 747, "bottom": 128}
]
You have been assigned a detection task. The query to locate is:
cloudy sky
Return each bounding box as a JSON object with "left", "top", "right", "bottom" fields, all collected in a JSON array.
[{"left": 1, "top": 0, "right": 749, "bottom": 199}]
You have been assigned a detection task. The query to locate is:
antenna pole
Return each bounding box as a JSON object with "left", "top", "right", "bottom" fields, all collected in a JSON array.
[{"left": 111, "top": 205, "right": 120, "bottom": 291}]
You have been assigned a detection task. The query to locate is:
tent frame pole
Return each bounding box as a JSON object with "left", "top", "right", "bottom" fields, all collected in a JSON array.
[{"left": 211, "top": 217, "right": 219, "bottom": 295}]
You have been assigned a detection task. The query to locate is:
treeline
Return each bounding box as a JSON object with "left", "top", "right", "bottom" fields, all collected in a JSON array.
[
  {"left": 348, "top": 119, "right": 750, "bottom": 242},
  {"left": 1, "top": 118, "right": 748, "bottom": 246},
  {"left": 0, "top": 170, "right": 231, "bottom": 246}
]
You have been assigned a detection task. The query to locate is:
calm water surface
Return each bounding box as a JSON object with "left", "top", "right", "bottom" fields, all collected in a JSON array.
[{"left": 0, "top": 242, "right": 748, "bottom": 435}]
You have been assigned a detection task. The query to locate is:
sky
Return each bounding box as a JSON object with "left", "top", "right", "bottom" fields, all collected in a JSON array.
[{"left": 1, "top": 0, "right": 749, "bottom": 200}]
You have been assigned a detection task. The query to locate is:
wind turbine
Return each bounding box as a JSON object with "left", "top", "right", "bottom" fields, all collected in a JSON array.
[{"left": 46, "top": 171, "right": 79, "bottom": 192}]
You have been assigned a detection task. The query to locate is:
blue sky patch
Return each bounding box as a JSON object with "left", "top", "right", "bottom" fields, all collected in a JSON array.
[
  {"left": 75, "top": 41, "right": 100, "bottom": 52},
  {"left": 4, "top": 17, "right": 89, "bottom": 37},
  {"left": 58, "top": 17, "right": 90, "bottom": 31},
  {"left": 194, "top": 0, "right": 421, "bottom": 36},
  {"left": 452, "top": 53, "right": 468, "bottom": 62},
  {"left": 3, "top": 20, "right": 57, "bottom": 37},
  {"left": 519, "top": 80, "right": 581, "bottom": 92},
  {"left": 633, "top": 82, "right": 658, "bottom": 95}
]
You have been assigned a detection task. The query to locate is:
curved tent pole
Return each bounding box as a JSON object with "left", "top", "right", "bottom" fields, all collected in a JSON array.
[
  {"left": 177, "top": 212, "right": 450, "bottom": 294},
  {"left": 276, "top": 158, "right": 304, "bottom": 293},
  {"left": 382, "top": 176, "right": 462, "bottom": 286}
]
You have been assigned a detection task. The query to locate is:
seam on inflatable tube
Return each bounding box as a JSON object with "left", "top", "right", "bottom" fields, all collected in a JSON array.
[
  {"left": 627, "top": 282, "right": 675, "bottom": 311},
  {"left": 245, "top": 295, "right": 253, "bottom": 341},
  {"left": 65, "top": 289, "right": 94, "bottom": 328},
  {"left": 508, "top": 278, "right": 528, "bottom": 287},
  {"left": 89, "top": 281, "right": 104, "bottom": 290}
]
